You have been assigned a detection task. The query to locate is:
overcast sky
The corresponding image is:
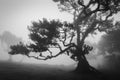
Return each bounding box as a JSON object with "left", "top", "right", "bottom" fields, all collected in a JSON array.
[
  {"left": 0, "top": 0, "right": 120, "bottom": 41},
  {"left": 0, "top": 0, "right": 73, "bottom": 41}
]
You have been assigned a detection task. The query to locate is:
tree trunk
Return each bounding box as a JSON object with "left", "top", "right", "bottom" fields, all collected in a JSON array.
[
  {"left": 74, "top": 57, "right": 91, "bottom": 73},
  {"left": 74, "top": 56, "right": 100, "bottom": 75},
  {"left": 73, "top": 49, "right": 99, "bottom": 74}
]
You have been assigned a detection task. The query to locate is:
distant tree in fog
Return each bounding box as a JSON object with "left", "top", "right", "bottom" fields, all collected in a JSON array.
[
  {"left": 97, "top": 28, "right": 120, "bottom": 73},
  {"left": 0, "top": 31, "right": 22, "bottom": 61},
  {"left": 0, "top": 31, "right": 22, "bottom": 46},
  {"left": 98, "top": 26, "right": 120, "bottom": 55}
]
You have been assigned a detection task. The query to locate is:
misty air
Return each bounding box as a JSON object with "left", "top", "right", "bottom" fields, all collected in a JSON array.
[{"left": 0, "top": 0, "right": 120, "bottom": 80}]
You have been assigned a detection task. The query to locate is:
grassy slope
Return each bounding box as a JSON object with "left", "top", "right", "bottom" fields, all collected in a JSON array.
[
  {"left": 0, "top": 61, "right": 80, "bottom": 80},
  {"left": 0, "top": 61, "right": 117, "bottom": 80}
]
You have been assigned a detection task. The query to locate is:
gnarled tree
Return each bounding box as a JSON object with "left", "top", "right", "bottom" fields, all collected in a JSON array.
[
  {"left": 52, "top": 0, "right": 120, "bottom": 73},
  {"left": 9, "top": 0, "right": 120, "bottom": 74}
]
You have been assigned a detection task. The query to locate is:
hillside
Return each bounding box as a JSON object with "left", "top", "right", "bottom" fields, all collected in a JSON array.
[
  {"left": 0, "top": 61, "right": 79, "bottom": 80},
  {"left": 0, "top": 61, "right": 115, "bottom": 80}
]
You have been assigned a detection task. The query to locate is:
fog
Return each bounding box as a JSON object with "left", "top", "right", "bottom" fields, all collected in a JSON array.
[
  {"left": 1, "top": 31, "right": 120, "bottom": 74},
  {"left": 0, "top": 31, "right": 76, "bottom": 71},
  {"left": 87, "top": 30, "right": 120, "bottom": 74}
]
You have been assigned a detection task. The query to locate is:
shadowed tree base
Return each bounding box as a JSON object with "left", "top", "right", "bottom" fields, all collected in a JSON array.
[
  {"left": 72, "top": 58, "right": 108, "bottom": 80},
  {"left": 73, "top": 59, "right": 101, "bottom": 75}
]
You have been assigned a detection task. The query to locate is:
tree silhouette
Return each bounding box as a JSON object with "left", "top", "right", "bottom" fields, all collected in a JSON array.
[
  {"left": 52, "top": 0, "right": 120, "bottom": 73},
  {"left": 9, "top": 0, "right": 120, "bottom": 74}
]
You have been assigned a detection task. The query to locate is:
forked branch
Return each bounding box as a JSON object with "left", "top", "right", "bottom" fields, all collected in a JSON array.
[{"left": 27, "top": 44, "right": 75, "bottom": 60}]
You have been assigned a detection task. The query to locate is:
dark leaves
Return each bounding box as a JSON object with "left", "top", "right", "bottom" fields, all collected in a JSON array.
[
  {"left": 28, "top": 19, "right": 63, "bottom": 52},
  {"left": 9, "top": 42, "right": 29, "bottom": 55}
]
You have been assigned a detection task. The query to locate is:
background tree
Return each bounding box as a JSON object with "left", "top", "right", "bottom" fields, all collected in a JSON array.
[
  {"left": 98, "top": 22, "right": 120, "bottom": 55},
  {"left": 97, "top": 24, "right": 120, "bottom": 73},
  {"left": 9, "top": 0, "right": 120, "bottom": 74},
  {"left": 0, "top": 31, "right": 22, "bottom": 62}
]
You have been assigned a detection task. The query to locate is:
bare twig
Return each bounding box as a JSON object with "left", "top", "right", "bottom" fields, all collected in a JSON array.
[
  {"left": 47, "top": 49, "right": 53, "bottom": 56},
  {"left": 56, "top": 43, "right": 62, "bottom": 51}
]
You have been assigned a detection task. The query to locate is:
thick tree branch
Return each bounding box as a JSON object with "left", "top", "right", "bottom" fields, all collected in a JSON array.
[
  {"left": 27, "top": 44, "right": 75, "bottom": 60},
  {"left": 81, "top": 20, "right": 98, "bottom": 43},
  {"left": 27, "top": 55, "right": 48, "bottom": 60},
  {"left": 104, "top": 10, "right": 115, "bottom": 21},
  {"left": 59, "top": 29, "right": 75, "bottom": 47},
  {"left": 69, "top": 32, "right": 75, "bottom": 44}
]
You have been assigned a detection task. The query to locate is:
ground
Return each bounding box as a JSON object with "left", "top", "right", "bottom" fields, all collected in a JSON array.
[{"left": 0, "top": 61, "right": 118, "bottom": 80}]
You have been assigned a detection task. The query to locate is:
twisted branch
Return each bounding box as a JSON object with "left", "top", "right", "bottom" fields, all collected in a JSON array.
[{"left": 27, "top": 44, "right": 76, "bottom": 60}]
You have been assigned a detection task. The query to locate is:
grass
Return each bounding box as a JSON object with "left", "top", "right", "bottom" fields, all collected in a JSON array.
[
  {"left": 0, "top": 61, "right": 118, "bottom": 80},
  {"left": 0, "top": 61, "right": 79, "bottom": 80}
]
